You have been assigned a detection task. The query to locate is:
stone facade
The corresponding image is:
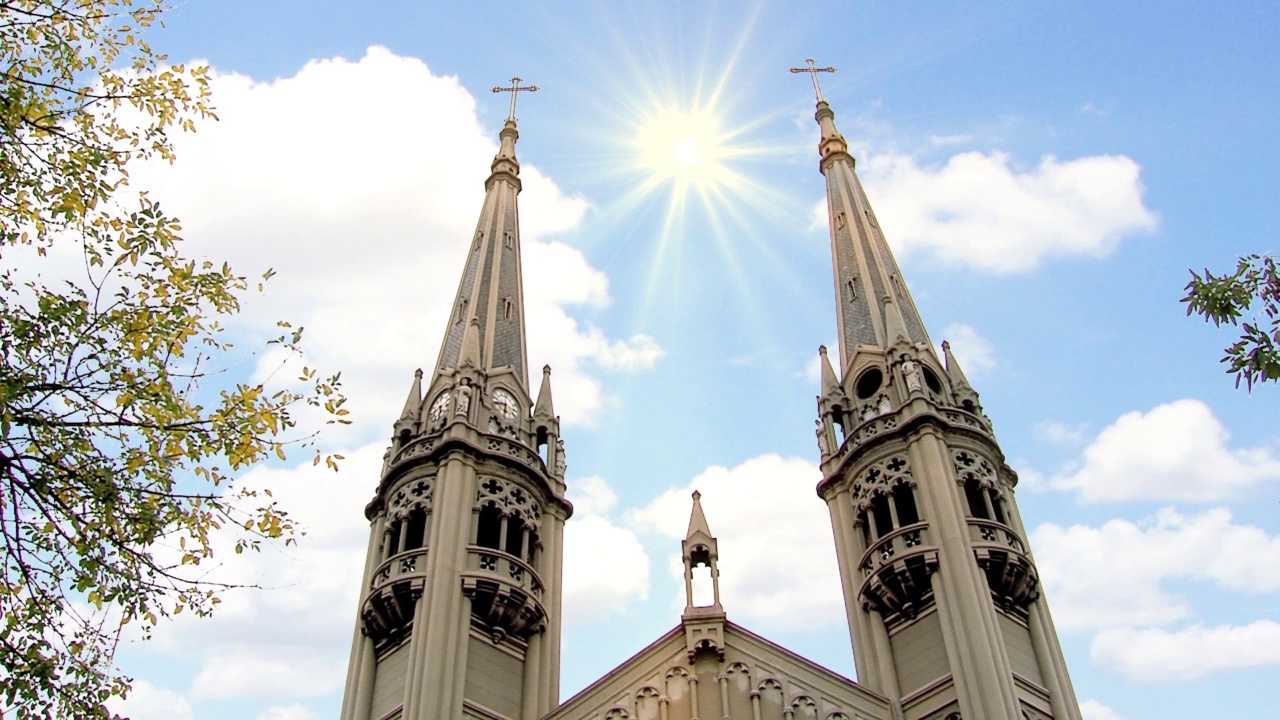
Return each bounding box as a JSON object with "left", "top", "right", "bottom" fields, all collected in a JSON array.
[{"left": 340, "top": 95, "right": 1082, "bottom": 720}]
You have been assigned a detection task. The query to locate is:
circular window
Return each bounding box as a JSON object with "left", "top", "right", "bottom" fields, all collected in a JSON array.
[
  {"left": 923, "top": 367, "right": 943, "bottom": 394},
  {"left": 855, "top": 368, "right": 883, "bottom": 399}
]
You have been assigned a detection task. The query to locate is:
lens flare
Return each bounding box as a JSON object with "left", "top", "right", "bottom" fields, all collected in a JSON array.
[{"left": 634, "top": 107, "right": 727, "bottom": 189}]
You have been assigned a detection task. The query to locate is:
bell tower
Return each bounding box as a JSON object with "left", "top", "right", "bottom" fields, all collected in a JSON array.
[
  {"left": 796, "top": 67, "right": 1083, "bottom": 720},
  {"left": 340, "top": 85, "right": 571, "bottom": 720}
]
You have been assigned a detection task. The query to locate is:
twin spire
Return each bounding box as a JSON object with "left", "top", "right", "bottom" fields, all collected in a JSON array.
[
  {"left": 803, "top": 80, "right": 934, "bottom": 374},
  {"left": 431, "top": 103, "right": 532, "bottom": 391}
]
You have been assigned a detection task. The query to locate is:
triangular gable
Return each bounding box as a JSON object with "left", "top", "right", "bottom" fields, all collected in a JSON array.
[{"left": 546, "top": 620, "right": 890, "bottom": 720}]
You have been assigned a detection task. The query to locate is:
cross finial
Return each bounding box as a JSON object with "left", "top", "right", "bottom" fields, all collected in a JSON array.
[
  {"left": 491, "top": 77, "right": 539, "bottom": 121},
  {"left": 789, "top": 58, "right": 837, "bottom": 103}
]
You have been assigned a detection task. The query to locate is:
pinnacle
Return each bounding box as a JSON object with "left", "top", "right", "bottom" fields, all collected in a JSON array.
[
  {"left": 534, "top": 364, "right": 555, "bottom": 419},
  {"left": 398, "top": 368, "right": 423, "bottom": 421},
  {"left": 819, "top": 345, "right": 841, "bottom": 395},
  {"left": 685, "top": 490, "right": 713, "bottom": 541}
]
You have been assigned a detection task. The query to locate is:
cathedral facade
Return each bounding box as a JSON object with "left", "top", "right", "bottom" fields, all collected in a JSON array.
[{"left": 339, "top": 84, "right": 1083, "bottom": 720}]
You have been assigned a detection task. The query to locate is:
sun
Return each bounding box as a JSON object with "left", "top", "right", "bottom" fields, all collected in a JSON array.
[{"left": 633, "top": 106, "right": 732, "bottom": 190}]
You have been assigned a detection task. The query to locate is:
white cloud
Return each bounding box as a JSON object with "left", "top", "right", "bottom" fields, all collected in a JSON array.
[
  {"left": 563, "top": 515, "right": 650, "bottom": 624},
  {"left": 1050, "top": 399, "right": 1280, "bottom": 501},
  {"left": 1091, "top": 621, "right": 1280, "bottom": 681},
  {"left": 134, "top": 46, "right": 656, "bottom": 433},
  {"left": 628, "top": 455, "right": 842, "bottom": 634},
  {"left": 1032, "top": 508, "right": 1280, "bottom": 632},
  {"left": 1035, "top": 420, "right": 1089, "bottom": 445},
  {"left": 567, "top": 475, "right": 620, "bottom": 516},
  {"left": 192, "top": 649, "right": 346, "bottom": 701},
  {"left": 937, "top": 322, "right": 996, "bottom": 375},
  {"left": 1080, "top": 699, "right": 1127, "bottom": 720},
  {"left": 860, "top": 150, "right": 1158, "bottom": 273},
  {"left": 132, "top": 442, "right": 384, "bottom": 701},
  {"left": 107, "top": 680, "right": 194, "bottom": 720},
  {"left": 257, "top": 705, "right": 321, "bottom": 720}
]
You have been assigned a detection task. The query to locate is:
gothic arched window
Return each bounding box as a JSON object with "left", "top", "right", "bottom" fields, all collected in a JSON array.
[
  {"left": 404, "top": 507, "right": 427, "bottom": 551},
  {"left": 505, "top": 515, "right": 526, "bottom": 557},
  {"left": 476, "top": 504, "right": 502, "bottom": 550},
  {"left": 893, "top": 483, "right": 920, "bottom": 526}
]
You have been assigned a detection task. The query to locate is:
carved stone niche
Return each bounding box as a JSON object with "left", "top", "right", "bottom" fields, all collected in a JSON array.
[{"left": 683, "top": 618, "right": 726, "bottom": 662}]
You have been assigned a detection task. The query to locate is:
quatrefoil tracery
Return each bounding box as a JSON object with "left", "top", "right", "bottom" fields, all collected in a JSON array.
[
  {"left": 849, "top": 454, "right": 915, "bottom": 513},
  {"left": 952, "top": 448, "right": 998, "bottom": 489},
  {"left": 388, "top": 476, "right": 435, "bottom": 520},
  {"left": 474, "top": 476, "right": 542, "bottom": 522}
]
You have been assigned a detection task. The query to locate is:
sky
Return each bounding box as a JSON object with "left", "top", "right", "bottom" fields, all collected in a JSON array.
[{"left": 81, "top": 1, "right": 1280, "bottom": 719}]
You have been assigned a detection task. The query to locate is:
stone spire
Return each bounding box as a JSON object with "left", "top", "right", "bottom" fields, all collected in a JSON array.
[
  {"left": 685, "top": 490, "right": 714, "bottom": 543},
  {"left": 815, "top": 99, "right": 933, "bottom": 374},
  {"left": 533, "top": 364, "right": 555, "bottom": 420},
  {"left": 398, "top": 369, "right": 423, "bottom": 421},
  {"left": 819, "top": 344, "right": 841, "bottom": 396},
  {"left": 943, "top": 339, "right": 985, "bottom": 417},
  {"left": 344, "top": 92, "right": 572, "bottom": 720},
  {"left": 941, "top": 340, "right": 971, "bottom": 390},
  {"left": 804, "top": 84, "right": 1083, "bottom": 720},
  {"left": 432, "top": 116, "right": 532, "bottom": 393}
]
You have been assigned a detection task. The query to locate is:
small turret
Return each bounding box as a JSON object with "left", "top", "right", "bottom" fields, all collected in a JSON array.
[
  {"left": 943, "top": 339, "right": 984, "bottom": 417},
  {"left": 533, "top": 364, "right": 565, "bottom": 480},
  {"left": 681, "top": 491, "right": 726, "bottom": 660},
  {"left": 816, "top": 346, "right": 847, "bottom": 457},
  {"left": 392, "top": 369, "right": 423, "bottom": 448},
  {"left": 533, "top": 364, "right": 556, "bottom": 420},
  {"left": 819, "top": 344, "right": 841, "bottom": 395}
]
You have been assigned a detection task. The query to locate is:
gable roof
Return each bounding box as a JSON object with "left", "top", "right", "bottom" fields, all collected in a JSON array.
[{"left": 546, "top": 619, "right": 890, "bottom": 720}]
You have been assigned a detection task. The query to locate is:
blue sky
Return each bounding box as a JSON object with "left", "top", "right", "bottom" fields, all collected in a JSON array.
[{"left": 96, "top": 2, "right": 1280, "bottom": 719}]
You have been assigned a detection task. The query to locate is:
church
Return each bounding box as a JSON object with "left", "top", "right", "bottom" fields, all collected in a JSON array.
[{"left": 336, "top": 67, "right": 1084, "bottom": 720}]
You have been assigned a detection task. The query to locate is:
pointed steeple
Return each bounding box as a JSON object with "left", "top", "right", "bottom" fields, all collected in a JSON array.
[
  {"left": 399, "top": 369, "right": 423, "bottom": 420},
  {"left": 685, "top": 490, "right": 713, "bottom": 542},
  {"left": 819, "top": 345, "right": 840, "bottom": 395},
  {"left": 681, "top": 490, "right": 721, "bottom": 614},
  {"left": 813, "top": 99, "right": 933, "bottom": 373},
  {"left": 432, "top": 116, "right": 532, "bottom": 393},
  {"left": 533, "top": 364, "right": 555, "bottom": 419},
  {"left": 681, "top": 491, "right": 725, "bottom": 658},
  {"left": 942, "top": 340, "right": 971, "bottom": 390}
]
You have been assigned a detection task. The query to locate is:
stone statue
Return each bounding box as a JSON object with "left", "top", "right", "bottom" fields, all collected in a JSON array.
[
  {"left": 455, "top": 378, "right": 472, "bottom": 415},
  {"left": 901, "top": 357, "right": 922, "bottom": 393},
  {"left": 555, "top": 438, "right": 567, "bottom": 475},
  {"left": 815, "top": 419, "right": 832, "bottom": 456}
]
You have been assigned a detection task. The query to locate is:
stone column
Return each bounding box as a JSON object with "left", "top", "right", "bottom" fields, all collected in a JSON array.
[
  {"left": 909, "top": 429, "right": 1021, "bottom": 719},
  {"left": 340, "top": 513, "right": 386, "bottom": 720}
]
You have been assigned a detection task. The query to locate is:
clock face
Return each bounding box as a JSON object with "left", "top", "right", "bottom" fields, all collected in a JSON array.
[
  {"left": 492, "top": 389, "right": 519, "bottom": 420},
  {"left": 429, "top": 392, "right": 451, "bottom": 421}
]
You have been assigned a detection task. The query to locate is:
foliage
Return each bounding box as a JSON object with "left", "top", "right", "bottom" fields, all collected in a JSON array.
[
  {"left": 1183, "top": 254, "right": 1280, "bottom": 390},
  {"left": 0, "top": 1, "right": 348, "bottom": 716}
]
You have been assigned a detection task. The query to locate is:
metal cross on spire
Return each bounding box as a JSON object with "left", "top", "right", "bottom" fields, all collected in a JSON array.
[
  {"left": 491, "top": 77, "right": 539, "bottom": 121},
  {"left": 789, "top": 58, "right": 837, "bottom": 103}
]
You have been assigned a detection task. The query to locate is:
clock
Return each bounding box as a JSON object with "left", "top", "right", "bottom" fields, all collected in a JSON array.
[
  {"left": 428, "top": 392, "right": 451, "bottom": 422},
  {"left": 492, "top": 389, "right": 519, "bottom": 420}
]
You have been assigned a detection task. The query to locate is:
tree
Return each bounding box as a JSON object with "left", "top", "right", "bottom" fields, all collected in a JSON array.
[
  {"left": 0, "top": 2, "right": 347, "bottom": 716},
  {"left": 1183, "top": 253, "right": 1280, "bottom": 390}
]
